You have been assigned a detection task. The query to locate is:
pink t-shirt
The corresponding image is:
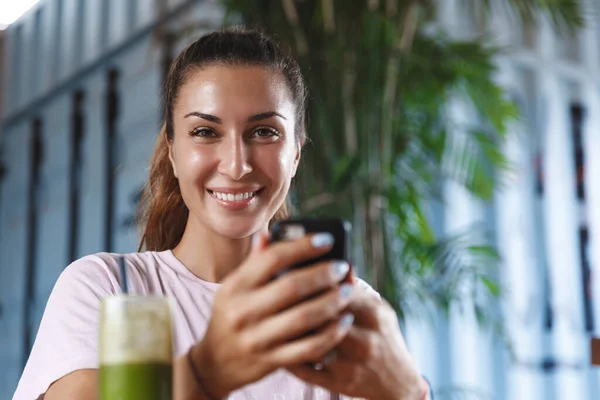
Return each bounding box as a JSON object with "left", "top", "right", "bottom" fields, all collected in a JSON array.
[{"left": 13, "top": 250, "right": 376, "bottom": 400}]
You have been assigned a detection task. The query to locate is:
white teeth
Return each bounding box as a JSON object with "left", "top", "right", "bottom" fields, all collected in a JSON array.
[{"left": 212, "top": 191, "right": 257, "bottom": 202}]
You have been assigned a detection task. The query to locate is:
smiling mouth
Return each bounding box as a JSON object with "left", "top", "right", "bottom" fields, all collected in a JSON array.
[{"left": 207, "top": 189, "right": 263, "bottom": 203}]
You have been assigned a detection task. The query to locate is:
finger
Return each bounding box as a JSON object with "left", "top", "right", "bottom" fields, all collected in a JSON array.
[
  {"left": 246, "top": 259, "right": 350, "bottom": 320},
  {"left": 336, "top": 325, "right": 376, "bottom": 361},
  {"left": 246, "top": 283, "right": 354, "bottom": 348},
  {"left": 234, "top": 232, "right": 336, "bottom": 289},
  {"left": 266, "top": 313, "right": 354, "bottom": 367},
  {"left": 344, "top": 287, "right": 386, "bottom": 329}
]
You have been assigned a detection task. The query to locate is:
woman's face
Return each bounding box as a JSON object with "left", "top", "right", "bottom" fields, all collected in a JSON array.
[{"left": 169, "top": 65, "right": 300, "bottom": 239}]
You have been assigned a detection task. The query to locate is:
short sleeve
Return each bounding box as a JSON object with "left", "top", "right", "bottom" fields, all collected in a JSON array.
[{"left": 12, "top": 254, "right": 120, "bottom": 400}]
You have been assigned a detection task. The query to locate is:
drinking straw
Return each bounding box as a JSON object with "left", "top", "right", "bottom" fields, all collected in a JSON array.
[{"left": 119, "top": 256, "right": 129, "bottom": 294}]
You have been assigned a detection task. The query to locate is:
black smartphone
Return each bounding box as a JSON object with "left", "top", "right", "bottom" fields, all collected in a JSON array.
[{"left": 270, "top": 218, "right": 351, "bottom": 278}]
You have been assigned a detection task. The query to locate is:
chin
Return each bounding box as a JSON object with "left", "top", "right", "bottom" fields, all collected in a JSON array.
[{"left": 209, "top": 214, "right": 267, "bottom": 239}]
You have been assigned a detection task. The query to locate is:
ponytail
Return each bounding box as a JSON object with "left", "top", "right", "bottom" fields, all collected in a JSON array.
[{"left": 137, "top": 124, "right": 188, "bottom": 251}]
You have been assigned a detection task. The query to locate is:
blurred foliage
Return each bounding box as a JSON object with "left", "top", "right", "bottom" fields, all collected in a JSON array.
[{"left": 214, "top": 0, "right": 584, "bottom": 327}]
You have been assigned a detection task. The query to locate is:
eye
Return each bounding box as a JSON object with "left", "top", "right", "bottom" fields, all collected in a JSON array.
[
  {"left": 251, "top": 127, "right": 281, "bottom": 140},
  {"left": 189, "top": 127, "right": 217, "bottom": 138}
]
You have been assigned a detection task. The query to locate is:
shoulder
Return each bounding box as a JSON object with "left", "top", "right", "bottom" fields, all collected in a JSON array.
[
  {"left": 52, "top": 253, "right": 119, "bottom": 299},
  {"left": 55, "top": 251, "right": 163, "bottom": 296}
]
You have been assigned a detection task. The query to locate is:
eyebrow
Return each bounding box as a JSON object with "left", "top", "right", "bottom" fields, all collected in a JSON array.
[
  {"left": 183, "top": 111, "right": 287, "bottom": 124},
  {"left": 248, "top": 111, "right": 287, "bottom": 122}
]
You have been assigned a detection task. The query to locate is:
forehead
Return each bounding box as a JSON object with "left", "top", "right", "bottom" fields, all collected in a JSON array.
[{"left": 175, "top": 65, "right": 294, "bottom": 116}]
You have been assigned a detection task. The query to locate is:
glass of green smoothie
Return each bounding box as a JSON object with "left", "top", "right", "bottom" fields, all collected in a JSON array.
[{"left": 99, "top": 295, "right": 174, "bottom": 400}]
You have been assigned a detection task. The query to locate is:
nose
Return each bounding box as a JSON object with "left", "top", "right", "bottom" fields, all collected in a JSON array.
[{"left": 217, "top": 133, "right": 253, "bottom": 180}]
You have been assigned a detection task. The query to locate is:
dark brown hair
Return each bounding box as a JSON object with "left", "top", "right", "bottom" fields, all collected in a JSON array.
[{"left": 138, "top": 27, "right": 307, "bottom": 251}]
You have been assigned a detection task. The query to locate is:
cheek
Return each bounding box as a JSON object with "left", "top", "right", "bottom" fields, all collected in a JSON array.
[
  {"left": 176, "top": 146, "right": 214, "bottom": 183},
  {"left": 259, "top": 143, "right": 297, "bottom": 182}
]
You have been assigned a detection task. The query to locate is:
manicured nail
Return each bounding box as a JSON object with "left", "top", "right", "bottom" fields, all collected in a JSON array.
[
  {"left": 330, "top": 260, "right": 349, "bottom": 280},
  {"left": 311, "top": 233, "right": 334, "bottom": 248},
  {"left": 338, "top": 313, "right": 354, "bottom": 332},
  {"left": 339, "top": 283, "right": 353, "bottom": 298}
]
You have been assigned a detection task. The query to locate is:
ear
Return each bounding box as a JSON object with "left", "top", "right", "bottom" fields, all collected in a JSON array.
[
  {"left": 291, "top": 141, "right": 302, "bottom": 178},
  {"left": 166, "top": 135, "right": 178, "bottom": 179}
]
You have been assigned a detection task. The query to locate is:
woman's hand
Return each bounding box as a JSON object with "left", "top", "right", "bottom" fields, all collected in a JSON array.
[
  {"left": 287, "top": 287, "right": 427, "bottom": 400},
  {"left": 189, "top": 232, "right": 355, "bottom": 398}
]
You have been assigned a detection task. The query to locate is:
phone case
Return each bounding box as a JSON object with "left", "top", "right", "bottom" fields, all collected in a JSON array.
[{"left": 270, "top": 218, "right": 351, "bottom": 271}]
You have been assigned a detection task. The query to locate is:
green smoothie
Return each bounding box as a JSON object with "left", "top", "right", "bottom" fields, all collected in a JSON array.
[
  {"left": 100, "top": 362, "right": 172, "bottom": 400},
  {"left": 99, "top": 295, "right": 174, "bottom": 400}
]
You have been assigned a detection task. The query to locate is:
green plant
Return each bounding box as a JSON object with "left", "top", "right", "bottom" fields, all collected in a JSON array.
[
  {"left": 215, "top": 0, "right": 583, "bottom": 328},
  {"left": 152, "top": 0, "right": 583, "bottom": 332}
]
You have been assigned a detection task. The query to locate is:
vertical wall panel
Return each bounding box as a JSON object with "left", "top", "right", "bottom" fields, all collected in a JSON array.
[
  {"left": 38, "top": 0, "right": 55, "bottom": 94},
  {"left": 3, "top": 24, "right": 16, "bottom": 116},
  {"left": 58, "top": 0, "right": 77, "bottom": 80},
  {"left": 19, "top": 14, "right": 34, "bottom": 109},
  {"left": 136, "top": 0, "right": 157, "bottom": 31},
  {"left": 29, "top": 6, "right": 45, "bottom": 100},
  {"left": 49, "top": 0, "right": 64, "bottom": 86},
  {"left": 30, "top": 97, "right": 71, "bottom": 338},
  {"left": 111, "top": 39, "right": 161, "bottom": 253},
  {"left": 540, "top": 73, "right": 587, "bottom": 400},
  {"left": 579, "top": 6, "right": 600, "bottom": 384},
  {"left": 582, "top": 84, "right": 600, "bottom": 400},
  {"left": 76, "top": 73, "right": 107, "bottom": 258},
  {"left": 107, "top": 0, "right": 127, "bottom": 49},
  {"left": 444, "top": 98, "right": 495, "bottom": 397},
  {"left": 82, "top": 0, "right": 103, "bottom": 66},
  {"left": 495, "top": 89, "right": 547, "bottom": 400},
  {"left": 11, "top": 24, "right": 24, "bottom": 110},
  {"left": 0, "top": 123, "right": 32, "bottom": 399}
]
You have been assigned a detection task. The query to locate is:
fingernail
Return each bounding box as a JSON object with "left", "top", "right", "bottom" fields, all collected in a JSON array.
[
  {"left": 330, "top": 260, "right": 349, "bottom": 280},
  {"left": 338, "top": 313, "right": 354, "bottom": 332},
  {"left": 311, "top": 233, "right": 334, "bottom": 248},
  {"left": 339, "top": 283, "right": 353, "bottom": 298}
]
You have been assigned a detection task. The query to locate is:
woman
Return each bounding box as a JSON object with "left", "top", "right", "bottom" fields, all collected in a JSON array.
[{"left": 13, "top": 27, "right": 429, "bottom": 400}]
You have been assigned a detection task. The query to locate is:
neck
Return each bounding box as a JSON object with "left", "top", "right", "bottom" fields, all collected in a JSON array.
[{"left": 171, "top": 215, "right": 265, "bottom": 283}]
